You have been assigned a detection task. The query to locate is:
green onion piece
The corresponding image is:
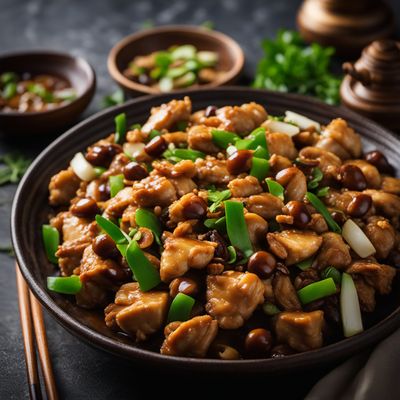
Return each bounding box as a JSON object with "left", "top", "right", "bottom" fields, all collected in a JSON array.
[
  {"left": 297, "top": 278, "right": 337, "bottom": 305},
  {"left": 208, "top": 189, "right": 231, "bottom": 213},
  {"left": 253, "top": 145, "right": 269, "bottom": 160},
  {"left": 95, "top": 215, "right": 129, "bottom": 244},
  {"left": 27, "top": 83, "right": 53, "bottom": 102},
  {"left": 129, "top": 228, "right": 139, "bottom": 238},
  {"left": 159, "top": 76, "right": 174, "bottom": 92},
  {"left": 109, "top": 174, "right": 124, "bottom": 197},
  {"left": 322, "top": 266, "right": 342, "bottom": 285},
  {"left": 297, "top": 257, "right": 313, "bottom": 271},
  {"left": 316, "top": 186, "right": 329, "bottom": 197},
  {"left": 176, "top": 121, "right": 188, "bottom": 131},
  {"left": 227, "top": 245, "right": 237, "bottom": 264},
  {"left": 306, "top": 192, "right": 341, "bottom": 233},
  {"left": 116, "top": 243, "right": 128, "bottom": 258},
  {"left": 235, "top": 139, "right": 253, "bottom": 150},
  {"left": 204, "top": 216, "right": 226, "bottom": 233},
  {"left": 1, "top": 72, "right": 18, "bottom": 85},
  {"left": 94, "top": 166, "right": 106, "bottom": 177},
  {"left": 250, "top": 157, "right": 270, "bottom": 181},
  {"left": 308, "top": 167, "right": 323, "bottom": 190},
  {"left": 175, "top": 72, "right": 197, "bottom": 88},
  {"left": 125, "top": 240, "right": 161, "bottom": 291},
  {"left": 155, "top": 51, "right": 172, "bottom": 69},
  {"left": 114, "top": 113, "right": 127, "bottom": 144},
  {"left": 148, "top": 129, "right": 161, "bottom": 140},
  {"left": 167, "top": 293, "right": 195, "bottom": 322},
  {"left": 3, "top": 82, "right": 17, "bottom": 100},
  {"left": 225, "top": 201, "right": 253, "bottom": 258},
  {"left": 47, "top": 275, "right": 82, "bottom": 294},
  {"left": 163, "top": 148, "right": 205, "bottom": 162},
  {"left": 262, "top": 302, "right": 281, "bottom": 316},
  {"left": 135, "top": 208, "right": 162, "bottom": 237},
  {"left": 170, "top": 45, "right": 196, "bottom": 61},
  {"left": 266, "top": 178, "right": 284, "bottom": 201},
  {"left": 166, "top": 66, "right": 188, "bottom": 79},
  {"left": 42, "top": 225, "right": 60, "bottom": 264},
  {"left": 102, "top": 89, "right": 124, "bottom": 108},
  {"left": 341, "top": 272, "right": 363, "bottom": 337},
  {"left": 211, "top": 129, "right": 240, "bottom": 149},
  {"left": 130, "top": 123, "right": 142, "bottom": 130},
  {"left": 247, "top": 127, "right": 269, "bottom": 154}
]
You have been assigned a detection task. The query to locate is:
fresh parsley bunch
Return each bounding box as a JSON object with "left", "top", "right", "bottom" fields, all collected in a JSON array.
[{"left": 253, "top": 30, "right": 341, "bottom": 105}]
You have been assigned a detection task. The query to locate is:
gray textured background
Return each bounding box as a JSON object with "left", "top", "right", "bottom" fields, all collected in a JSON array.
[{"left": 0, "top": 0, "right": 399, "bottom": 399}]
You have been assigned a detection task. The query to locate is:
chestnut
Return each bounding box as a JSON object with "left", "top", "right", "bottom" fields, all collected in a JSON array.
[
  {"left": 284, "top": 201, "right": 311, "bottom": 229},
  {"left": 364, "top": 150, "right": 393, "bottom": 174},
  {"left": 346, "top": 194, "right": 372, "bottom": 218},
  {"left": 123, "top": 161, "right": 148, "bottom": 181},
  {"left": 226, "top": 150, "right": 253, "bottom": 175},
  {"left": 70, "top": 198, "right": 99, "bottom": 218},
  {"left": 247, "top": 251, "right": 277, "bottom": 279},
  {"left": 245, "top": 328, "right": 273, "bottom": 357},
  {"left": 340, "top": 164, "right": 367, "bottom": 191},
  {"left": 93, "top": 234, "right": 118, "bottom": 259},
  {"left": 144, "top": 136, "right": 167, "bottom": 157}
]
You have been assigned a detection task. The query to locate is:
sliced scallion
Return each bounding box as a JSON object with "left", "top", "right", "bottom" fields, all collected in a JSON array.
[
  {"left": 47, "top": 275, "right": 82, "bottom": 295},
  {"left": 262, "top": 302, "right": 281, "bottom": 316},
  {"left": 297, "top": 278, "right": 337, "bottom": 305},
  {"left": 322, "top": 266, "right": 342, "bottom": 285},
  {"left": 341, "top": 273, "right": 363, "bottom": 337},
  {"left": 306, "top": 192, "right": 341, "bottom": 233},
  {"left": 297, "top": 257, "right": 313, "bottom": 271},
  {"left": 308, "top": 167, "right": 323, "bottom": 190}
]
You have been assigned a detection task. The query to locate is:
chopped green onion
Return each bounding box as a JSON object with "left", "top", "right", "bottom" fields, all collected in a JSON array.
[
  {"left": 129, "top": 228, "right": 139, "bottom": 238},
  {"left": 341, "top": 272, "right": 363, "bottom": 337},
  {"left": 135, "top": 208, "right": 162, "bottom": 238},
  {"left": 130, "top": 123, "right": 142, "bottom": 130},
  {"left": 148, "top": 129, "right": 161, "bottom": 140},
  {"left": 297, "top": 257, "right": 313, "bottom": 271},
  {"left": 1, "top": 72, "right": 18, "bottom": 85},
  {"left": 95, "top": 215, "right": 129, "bottom": 244},
  {"left": 116, "top": 243, "right": 128, "bottom": 258},
  {"left": 42, "top": 225, "right": 59, "bottom": 264},
  {"left": 94, "top": 166, "right": 106, "bottom": 177},
  {"left": 125, "top": 240, "right": 161, "bottom": 291},
  {"left": 235, "top": 139, "right": 253, "bottom": 150},
  {"left": 167, "top": 293, "right": 195, "bottom": 322},
  {"left": 208, "top": 189, "right": 231, "bottom": 213},
  {"left": 306, "top": 192, "right": 341, "bottom": 233},
  {"left": 211, "top": 129, "right": 240, "bottom": 149},
  {"left": 308, "top": 167, "right": 323, "bottom": 190},
  {"left": 322, "top": 266, "right": 342, "bottom": 285},
  {"left": 197, "top": 50, "right": 218, "bottom": 66},
  {"left": 159, "top": 76, "right": 174, "bottom": 92},
  {"left": 166, "top": 66, "right": 188, "bottom": 79},
  {"left": 102, "top": 89, "right": 124, "bottom": 108},
  {"left": 55, "top": 88, "right": 77, "bottom": 101},
  {"left": 253, "top": 145, "right": 269, "bottom": 160},
  {"left": 204, "top": 216, "right": 226, "bottom": 233},
  {"left": 174, "top": 72, "right": 196, "bottom": 88},
  {"left": 170, "top": 45, "right": 196, "bottom": 61},
  {"left": 316, "top": 186, "right": 329, "bottom": 197},
  {"left": 297, "top": 278, "right": 337, "bottom": 305},
  {"left": 163, "top": 148, "right": 205, "bottom": 162},
  {"left": 227, "top": 245, "right": 237, "bottom": 264},
  {"left": 176, "top": 121, "right": 188, "bottom": 131},
  {"left": 109, "top": 174, "right": 124, "bottom": 197},
  {"left": 250, "top": 157, "right": 270, "bottom": 181},
  {"left": 225, "top": 200, "right": 253, "bottom": 258},
  {"left": 27, "top": 83, "right": 53, "bottom": 102},
  {"left": 47, "top": 275, "right": 82, "bottom": 295},
  {"left": 114, "top": 113, "right": 127, "bottom": 144},
  {"left": 266, "top": 178, "right": 284, "bottom": 201},
  {"left": 3, "top": 82, "right": 17, "bottom": 100},
  {"left": 342, "top": 219, "right": 375, "bottom": 258},
  {"left": 262, "top": 302, "right": 281, "bottom": 316}
]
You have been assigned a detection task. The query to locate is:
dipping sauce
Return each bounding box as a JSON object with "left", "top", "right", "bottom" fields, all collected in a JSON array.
[{"left": 0, "top": 72, "right": 77, "bottom": 113}]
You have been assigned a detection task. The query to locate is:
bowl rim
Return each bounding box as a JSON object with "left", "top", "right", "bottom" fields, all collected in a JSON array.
[
  {"left": 107, "top": 25, "right": 244, "bottom": 94},
  {"left": 0, "top": 50, "right": 96, "bottom": 117},
  {"left": 11, "top": 87, "right": 400, "bottom": 372}
]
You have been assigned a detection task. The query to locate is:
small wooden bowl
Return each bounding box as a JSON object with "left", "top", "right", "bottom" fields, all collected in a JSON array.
[
  {"left": 0, "top": 51, "right": 96, "bottom": 135},
  {"left": 108, "top": 25, "right": 244, "bottom": 97}
]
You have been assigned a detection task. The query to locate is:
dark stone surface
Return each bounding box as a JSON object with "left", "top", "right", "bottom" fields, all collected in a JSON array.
[{"left": 0, "top": 0, "right": 399, "bottom": 399}]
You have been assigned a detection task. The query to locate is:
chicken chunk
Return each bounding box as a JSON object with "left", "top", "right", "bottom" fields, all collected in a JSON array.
[
  {"left": 206, "top": 271, "right": 264, "bottom": 329},
  {"left": 160, "top": 237, "right": 216, "bottom": 282},
  {"left": 228, "top": 175, "right": 263, "bottom": 198},
  {"left": 187, "top": 125, "right": 220, "bottom": 153},
  {"left": 152, "top": 159, "right": 196, "bottom": 179},
  {"left": 267, "top": 132, "right": 298, "bottom": 160},
  {"left": 269, "top": 154, "right": 292, "bottom": 175},
  {"left": 245, "top": 213, "right": 268, "bottom": 247},
  {"left": 195, "top": 156, "right": 233, "bottom": 185},
  {"left": 169, "top": 177, "right": 197, "bottom": 197},
  {"left": 275, "top": 167, "right": 307, "bottom": 202},
  {"left": 104, "top": 282, "right": 168, "bottom": 341},
  {"left": 141, "top": 97, "right": 191, "bottom": 134},
  {"left": 273, "top": 270, "right": 302, "bottom": 311},
  {"left": 275, "top": 311, "right": 324, "bottom": 352},
  {"left": 344, "top": 160, "right": 381, "bottom": 189},
  {"left": 49, "top": 168, "right": 81, "bottom": 206},
  {"left": 246, "top": 193, "right": 284, "bottom": 219},
  {"left": 364, "top": 190, "right": 400, "bottom": 218},
  {"left": 364, "top": 216, "right": 395, "bottom": 259},
  {"left": 381, "top": 176, "right": 400, "bottom": 195},
  {"left": 132, "top": 176, "right": 177, "bottom": 207},
  {"left": 299, "top": 147, "right": 341, "bottom": 180},
  {"left": 160, "top": 316, "right": 218, "bottom": 358},
  {"left": 315, "top": 137, "right": 351, "bottom": 160},
  {"left": 168, "top": 193, "right": 206, "bottom": 224},
  {"left": 104, "top": 187, "right": 135, "bottom": 218},
  {"left": 315, "top": 233, "right": 351, "bottom": 270},
  {"left": 267, "top": 230, "right": 322, "bottom": 265}
]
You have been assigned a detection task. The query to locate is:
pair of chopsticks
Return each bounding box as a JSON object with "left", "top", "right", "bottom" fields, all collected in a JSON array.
[{"left": 16, "top": 264, "right": 58, "bottom": 400}]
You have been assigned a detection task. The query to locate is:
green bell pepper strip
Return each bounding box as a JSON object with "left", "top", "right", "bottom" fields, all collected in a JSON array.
[
  {"left": 235, "top": 139, "right": 253, "bottom": 150},
  {"left": 247, "top": 127, "right": 269, "bottom": 153},
  {"left": 95, "top": 215, "right": 129, "bottom": 244},
  {"left": 322, "top": 266, "right": 342, "bottom": 285},
  {"left": 109, "top": 174, "right": 125, "bottom": 197},
  {"left": 297, "top": 278, "right": 337, "bottom": 305},
  {"left": 3, "top": 82, "right": 17, "bottom": 100},
  {"left": 266, "top": 178, "right": 285, "bottom": 201},
  {"left": 125, "top": 240, "right": 161, "bottom": 291},
  {"left": 135, "top": 208, "right": 162, "bottom": 237},
  {"left": 253, "top": 145, "right": 269, "bottom": 160},
  {"left": 250, "top": 157, "right": 270, "bottom": 181},
  {"left": 211, "top": 129, "right": 240, "bottom": 149},
  {"left": 167, "top": 293, "right": 195, "bottom": 322},
  {"left": 306, "top": 192, "right": 341, "bottom": 233},
  {"left": 47, "top": 275, "right": 82, "bottom": 294},
  {"left": 42, "top": 225, "right": 60, "bottom": 264},
  {"left": 224, "top": 200, "right": 253, "bottom": 258},
  {"left": 163, "top": 148, "right": 205, "bottom": 162},
  {"left": 114, "top": 113, "right": 127, "bottom": 144}
]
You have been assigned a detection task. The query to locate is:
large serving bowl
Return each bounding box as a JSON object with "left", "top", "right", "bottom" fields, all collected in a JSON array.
[{"left": 11, "top": 88, "right": 400, "bottom": 374}]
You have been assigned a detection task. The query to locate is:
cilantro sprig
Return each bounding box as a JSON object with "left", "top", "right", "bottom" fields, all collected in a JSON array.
[
  {"left": 0, "top": 153, "right": 31, "bottom": 185},
  {"left": 208, "top": 187, "right": 231, "bottom": 213}
]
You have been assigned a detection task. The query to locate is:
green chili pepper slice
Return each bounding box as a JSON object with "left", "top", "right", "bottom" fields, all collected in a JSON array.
[
  {"left": 95, "top": 215, "right": 129, "bottom": 244},
  {"left": 114, "top": 113, "right": 127, "bottom": 144},
  {"left": 47, "top": 275, "right": 82, "bottom": 294},
  {"left": 135, "top": 208, "right": 162, "bottom": 238},
  {"left": 42, "top": 224, "right": 60, "bottom": 264},
  {"left": 211, "top": 129, "right": 240, "bottom": 149},
  {"left": 167, "top": 293, "right": 195, "bottom": 322},
  {"left": 306, "top": 192, "right": 341, "bottom": 233},
  {"left": 109, "top": 174, "right": 125, "bottom": 197},
  {"left": 250, "top": 157, "right": 270, "bottom": 181},
  {"left": 266, "top": 178, "right": 285, "bottom": 201}
]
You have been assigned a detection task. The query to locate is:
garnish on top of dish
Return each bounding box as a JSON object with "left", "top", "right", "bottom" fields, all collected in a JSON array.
[
  {"left": 0, "top": 72, "right": 77, "bottom": 113},
  {"left": 123, "top": 45, "right": 221, "bottom": 92},
  {"left": 43, "top": 96, "right": 399, "bottom": 359}
]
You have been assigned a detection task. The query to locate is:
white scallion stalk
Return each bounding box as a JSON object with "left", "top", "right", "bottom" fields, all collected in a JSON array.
[
  {"left": 285, "top": 111, "right": 321, "bottom": 132},
  {"left": 197, "top": 51, "right": 219, "bottom": 66},
  {"left": 340, "top": 272, "right": 363, "bottom": 337},
  {"left": 123, "top": 142, "right": 145, "bottom": 158},
  {"left": 70, "top": 152, "right": 96, "bottom": 181},
  {"left": 264, "top": 119, "right": 300, "bottom": 137},
  {"left": 342, "top": 219, "right": 376, "bottom": 258}
]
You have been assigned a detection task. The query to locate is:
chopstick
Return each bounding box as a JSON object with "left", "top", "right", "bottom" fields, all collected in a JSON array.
[{"left": 16, "top": 264, "right": 59, "bottom": 400}]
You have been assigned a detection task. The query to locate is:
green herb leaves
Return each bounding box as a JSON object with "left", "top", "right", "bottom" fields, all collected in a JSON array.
[
  {"left": 0, "top": 152, "right": 31, "bottom": 185},
  {"left": 208, "top": 188, "right": 231, "bottom": 213}
]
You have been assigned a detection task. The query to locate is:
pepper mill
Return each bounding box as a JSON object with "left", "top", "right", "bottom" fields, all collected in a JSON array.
[
  {"left": 297, "top": 0, "right": 395, "bottom": 57},
  {"left": 340, "top": 40, "right": 400, "bottom": 131}
]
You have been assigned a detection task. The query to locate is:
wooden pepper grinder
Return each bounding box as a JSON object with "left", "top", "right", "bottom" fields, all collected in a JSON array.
[
  {"left": 340, "top": 39, "right": 400, "bottom": 131},
  {"left": 297, "top": 0, "right": 395, "bottom": 56}
]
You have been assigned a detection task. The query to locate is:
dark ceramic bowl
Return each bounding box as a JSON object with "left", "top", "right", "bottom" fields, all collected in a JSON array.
[
  {"left": 108, "top": 25, "right": 244, "bottom": 97},
  {"left": 0, "top": 51, "right": 96, "bottom": 134},
  {"left": 11, "top": 88, "right": 400, "bottom": 374}
]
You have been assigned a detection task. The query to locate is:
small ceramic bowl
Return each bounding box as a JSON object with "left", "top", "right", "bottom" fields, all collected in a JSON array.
[
  {"left": 108, "top": 25, "right": 244, "bottom": 97},
  {"left": 0, "top": 51, "right": 96, "bottom": 134}
]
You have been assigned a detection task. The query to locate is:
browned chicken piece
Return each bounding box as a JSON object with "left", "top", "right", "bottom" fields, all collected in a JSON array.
[
  {"left": 187, "top": 125, "right": 220, "bottom": 153},
  {"left": 273, "top": 270, "right": 302, "bottom": 311},
  {"left": 322, "top": 118, "right": 362, "bottom": 159},
  {"left": 364, "top": 216, "right": 395, "bottom": 259},
  {"left": 381, "top": 176, "right": 400, "bottom": 195},
  {"left": 245, "top": 213, "right": 268, "bottom": 247},
  {"left": 315, "top": 137, "right": 351, "bottom": 160},
  {"left": 152, "top": 159, "right": 196, "bottom": 178},
  {"left": 228, "top": 175, "right": 263, "bottom": 198},
  {"left": 347, "top": 261, "right": 396, "bottom": 295},
  {"left": 267, "top": 132, "right": 298, "bottom": 160},
  {"left": 104, "top": 282, "right": 169, "bottom": 341},
  {"left": 132, "top": 175, "right": 177, "bottom": 208},
  {"left": 126, "top": 128, "right": 148, "bottom": 143},
  {"left": 49, "top": 168, "right": 81, "bottom": 206},
  {"left": 275, "top": 311, "right": 324, "bottom": 352},
  {"left": 206, "top": 271, "right": 264, "bottom": 329},
  {"left": 267, "top": 230, "right": 323, "bottom": 265},
  {"left": 160, "top": 237, "right": 216, "bottom": 282},
  {"left": 195, "top": 156, "right": 234, "bottom": 185},
  {"left": 215, "top": 102, "right": 268, "bottom": 135},
  {"left": 344, "top": 160, "right": 381, "bottom": 189},
  {"left": 293, "top": 129, "right": 320, "bottom": 148},
  {"left": 169, "top": 193, "right": 207, "bottom": 224},
  {"left": 104, "top": 187, "right": 135, "bottom": 218},
  {"left": 85, "top": 179, "right": 108, "bottom": 203},
  {"left": 324, "top": 190, "right": 371, "bottom": 215},
  {"left": 299, "top": 147, "right": 342, "bottom": 180},
  {"left": 269, "top": 154, "right": 292, "bottom": 175},
  {"left": 246, "top": 193, "right": 284, "bottom": 219},
  {"left": 308, "top": 213, "right": 329, "bottom": 234},
  {"left": 141, "top": 97, "right": 192, "bottom": 134},
  {"left": 364, "top": 190, "right": 400, "bottom": 218},
  {"left": 162, "top": 131, "right": 188, "bottom": 146},
  {"left": 169, "top": 177, "right": 197, "bottom": 197},
  {"left": 353, "top": 277, "right": 376, "bottom": 312},
  {"left": 119, "top": 205, "right": 138, "bottom": 232},
  {"left": 190, "top": 109, "right": 221, "bottom": 128},
  {"left": 314, "top": 233, "right": 351, "bottom": 270},
  {"left": 275, "top": 167, "right": 307, "bottom": 202},
  {"left": 160, "top": 316, "right": 218, "bottom": 358},
  {"left": 102, "top": 153, "right": 131, "bottom": 180}
]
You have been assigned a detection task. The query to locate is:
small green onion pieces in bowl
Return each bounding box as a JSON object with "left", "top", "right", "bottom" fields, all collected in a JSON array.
[
  {"left": 167, "top": 293, "right": 195, "bottom": 323},
  {"left": 47, "top": 275, "right": 82, "bottom": 295}
]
